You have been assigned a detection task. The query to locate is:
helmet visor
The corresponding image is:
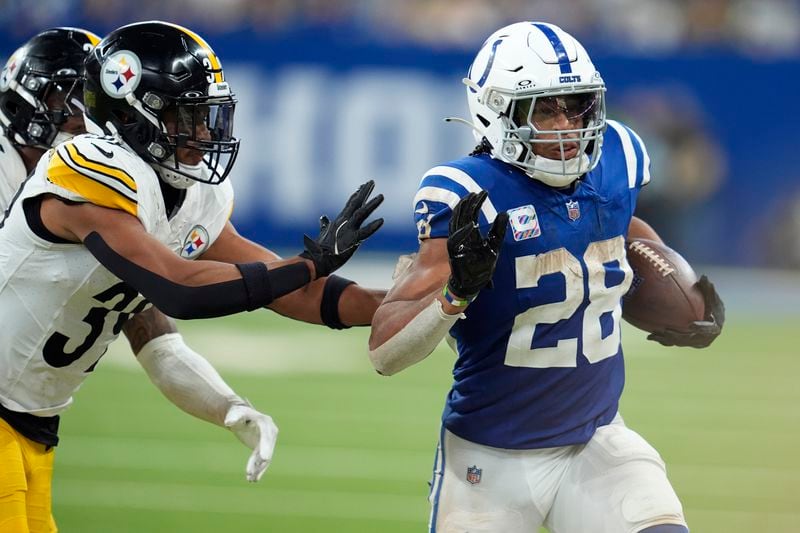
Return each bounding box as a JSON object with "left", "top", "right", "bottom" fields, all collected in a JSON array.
[
  {"left": 512, "top": 91, "right": 601, "bottom": 132},
  {"left": 174, "top": 101, "right": 235, "bottom": 145},
  {"left": 161, "top": 98, "right": 239, "bottom": 185}
]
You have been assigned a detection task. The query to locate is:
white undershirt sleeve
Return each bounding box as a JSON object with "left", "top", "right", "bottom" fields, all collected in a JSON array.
[
  {"left": 368, "top": 299, "right": 463, "bottom": 376},
  {"left": 136, "top": 333, "right": 245, "bottom": 426}
]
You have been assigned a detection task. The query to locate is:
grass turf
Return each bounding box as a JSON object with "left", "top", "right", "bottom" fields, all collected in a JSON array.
[{"left": 51, "top": 312, "right": 800, "bottom": 532}]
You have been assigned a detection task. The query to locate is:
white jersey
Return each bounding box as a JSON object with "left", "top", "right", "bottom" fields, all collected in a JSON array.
[
  {"left": 0, "top": 131, "right": 27, "bottom": 211},
  {"left": 0, "top": 133, "right": 234, "bottom": 416}
]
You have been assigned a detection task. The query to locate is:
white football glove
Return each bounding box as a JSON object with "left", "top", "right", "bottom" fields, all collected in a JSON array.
[{"left": 224, "top": 404, "right": 279, "bottom": 482}]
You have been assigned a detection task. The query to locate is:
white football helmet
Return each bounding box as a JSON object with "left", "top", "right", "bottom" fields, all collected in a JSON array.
[{"left": 464, "top": 22, "right": 606, "bottom": 187}]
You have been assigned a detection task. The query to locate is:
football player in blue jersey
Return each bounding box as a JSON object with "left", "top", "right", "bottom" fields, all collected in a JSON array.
[{"left": 369, "top": 22, "right": 723, "bottom": 533}]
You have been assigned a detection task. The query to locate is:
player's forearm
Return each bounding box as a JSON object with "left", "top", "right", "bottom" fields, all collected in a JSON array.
[
  {"left": 85, "top": 232, "right": 312, "bottom": 319},
  {"left": 123, "top": 307, "right": 178, "bottom": 354},
  {"left": 337, "top": 285, "right": 386, "bottom": 326},
  {"left": 136, "top": 333, "right": 245, "bottom": 426},
  {"left": 368, "top": 294, "right": 462, "bottom": 375},
  {"left": 370, "top": 294, "right": 437, "bottom": 348},
  {"left": 269, "top": 277, "right": 384, "bottom": 327}
]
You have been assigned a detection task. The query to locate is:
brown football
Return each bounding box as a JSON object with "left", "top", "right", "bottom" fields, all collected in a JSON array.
[{"left": 622, "top": 239, "right": 705, "bottom": 334}]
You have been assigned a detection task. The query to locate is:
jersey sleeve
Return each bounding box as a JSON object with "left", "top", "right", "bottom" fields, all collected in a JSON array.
[
  {"left": 605, "top": 120, "right": 651, "bottom": 190},
  {"left": 412, "top": 164, "right": 499, "bottom": 240},
  {"left": 46, "top": 138, "right": 139, "bottom": 217}
]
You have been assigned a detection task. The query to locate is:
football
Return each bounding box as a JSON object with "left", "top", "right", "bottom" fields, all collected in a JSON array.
[{"left": 622, "top": 239, "right": 705, "bottom": 333}]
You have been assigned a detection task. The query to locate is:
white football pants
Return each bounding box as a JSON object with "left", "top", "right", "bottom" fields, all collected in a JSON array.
[{"left": 428, "top": 414, "right": 687, "bottom": 533}]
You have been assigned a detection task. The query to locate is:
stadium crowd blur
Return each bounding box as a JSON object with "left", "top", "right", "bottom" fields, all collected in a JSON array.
[
  {"left": 2, "top": 0, "right": 799, "bottom": 269},
  {"left": 4, "top": 0, "right": 797, "bottom": 54}
]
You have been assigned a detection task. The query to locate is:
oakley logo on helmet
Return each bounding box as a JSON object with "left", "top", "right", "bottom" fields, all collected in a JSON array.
[{"left": 100, "top": 50, "right": 142, "bottom": 98}]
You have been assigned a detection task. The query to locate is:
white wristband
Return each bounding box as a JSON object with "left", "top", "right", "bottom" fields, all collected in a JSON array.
[{"left": 368, "top": 299, "right": 462, "bottom": 376}]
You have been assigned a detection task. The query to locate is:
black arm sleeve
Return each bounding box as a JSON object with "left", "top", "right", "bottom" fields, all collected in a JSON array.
[{"left": 83, "top": 231, "right": 311, "bottom": 319}]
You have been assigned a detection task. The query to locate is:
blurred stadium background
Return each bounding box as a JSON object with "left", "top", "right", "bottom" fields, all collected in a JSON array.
[{"left": 1, "top": 1, "right": 799, "bottom": 531}]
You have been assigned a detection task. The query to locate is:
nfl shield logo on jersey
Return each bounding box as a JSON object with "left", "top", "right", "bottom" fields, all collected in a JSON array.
[
  {"left": 508, "top": 205, "right": 542, "bottom": 241},
  {"left": 566, "top": 200, "right": 581, "bottom": 221},
  {"left": 466, "top": 465, "right": 482, "bottom": 485},
  {"left": 181, "top": 225, "right": 210, "bottom": 258}
]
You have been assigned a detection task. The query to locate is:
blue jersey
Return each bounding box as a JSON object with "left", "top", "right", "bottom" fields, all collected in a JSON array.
[{"left": 413, "top": 120, "right": 651, "bottom": 449}]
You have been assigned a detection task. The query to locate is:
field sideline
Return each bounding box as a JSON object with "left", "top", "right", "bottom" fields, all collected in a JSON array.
[{"left": 51, "top": 264, "right": 800, "bottom": 532}]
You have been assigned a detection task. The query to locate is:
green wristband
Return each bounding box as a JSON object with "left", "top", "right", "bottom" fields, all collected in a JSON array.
[{"left": 442, "top": 284, "right": 475, "bottom": 307}]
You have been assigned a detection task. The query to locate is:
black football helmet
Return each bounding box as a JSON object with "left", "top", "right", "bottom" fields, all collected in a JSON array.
[
  {"left": 0, "top": 27, "right": 100, "bottom": 149},
  {"left": 84, "top": 21, "right": 239, "bottom": 187}
]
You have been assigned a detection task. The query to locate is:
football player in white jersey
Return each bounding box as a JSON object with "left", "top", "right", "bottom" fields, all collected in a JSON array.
[
  {"left": 0, "top": 22, "right": 384, "bottom": 533},
  {"left": 0, "top": 27, "right": 299, "bottom": 532},
  {"left": 368, "top": 22, "right": 724, "bottom": 533}
]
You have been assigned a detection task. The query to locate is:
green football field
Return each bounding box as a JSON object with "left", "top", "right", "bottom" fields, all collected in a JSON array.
[{"left": 51, "top": 306, "right": 800, "bottom": 532}]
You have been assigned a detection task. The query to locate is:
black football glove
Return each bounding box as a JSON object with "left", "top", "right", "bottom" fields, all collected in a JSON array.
[
  {"left": 446, "top": 191, "right": 509, "bottom": 300},
  {"left": 300, "top": 180, "right": 384, "bottom": 278},
  {"left": 647, "top": 275, "right": 725, "bottom": 349}
]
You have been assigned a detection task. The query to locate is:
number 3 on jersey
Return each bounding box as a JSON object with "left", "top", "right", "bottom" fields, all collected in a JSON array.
[{"left": 505, "top": 236, "right": 632, "bottom": 368}]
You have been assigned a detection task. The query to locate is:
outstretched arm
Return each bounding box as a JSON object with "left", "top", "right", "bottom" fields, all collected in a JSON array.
[
  {"left": 39, "top": 181, "right": 382, "bottom": 320},
  {"left": 369, "top": 192, "right": 508, "bottom": 375},
  {"left": 201, "top": 221, "right": 386, "bottom": 327},
  {"left": 123, "top": 307, "right": 277, "bottom": 482}
]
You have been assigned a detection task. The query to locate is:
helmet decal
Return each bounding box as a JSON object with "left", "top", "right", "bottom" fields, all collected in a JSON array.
[
  {"left": 100, "top": 50, "right": 142, "bottom": 99},
  {"left": 162, "top": 21, "right": 224, "bottom": 83},
  {"left": 470, "top": 39, "right": 503, "bottom": 94},
  {"left": 0, "top": 50, "right": 23, "bottom": 92},
  {"left": 531, "top": 23, "right": 572, "bottom": 74}
]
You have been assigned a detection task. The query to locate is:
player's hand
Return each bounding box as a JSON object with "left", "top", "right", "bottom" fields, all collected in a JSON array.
[
  {"left": 224, "top": 404, "right": 279, "bottom": 482},
  {"left": 446, "top": 191, "right": 508, "bottom": 300},
  {"left": 647, "top": 275, "right": 725, "bottom": 348},
  {"left": 300, "top": 180, "right": 384, "bottom": 278}
]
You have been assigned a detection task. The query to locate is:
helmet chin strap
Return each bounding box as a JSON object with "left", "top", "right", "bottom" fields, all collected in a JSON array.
[
  {"left": 526, "top": 152, "right": 590, "bottom": 188},
  {"left": 154, "top": 157, "right": 209, "bottom": 189}
]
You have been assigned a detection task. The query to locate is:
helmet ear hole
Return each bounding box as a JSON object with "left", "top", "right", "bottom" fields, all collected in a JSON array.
[
  {"left": 3, "top": 100, "right": 20, "bottom": 117},
  {"left": 476, "top": 114, "right": 491, "bottom": 128},
  {"left": 111, "top": 109, "right": 135, "bottom": 125}
]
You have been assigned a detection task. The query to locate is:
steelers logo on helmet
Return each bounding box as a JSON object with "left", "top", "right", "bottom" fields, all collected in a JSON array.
[
  {"left": 100, "top": 50, "right": 142, "bottom": 98},
  {"left": 0, "top": 49, "right": 23, "bottom": 92}
]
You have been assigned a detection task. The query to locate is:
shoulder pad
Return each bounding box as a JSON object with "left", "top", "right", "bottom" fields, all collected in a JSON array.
[
  {"left": 414, "top": 163, "right": 499, "bottom": 221},
  {"left": 605, "top": 120, "right": 651, "bottom": 189},
  {"left": 47, "top": 135, "right": 140, "bottom": 216},
  {"left": 412, "top": 163, "right": 499, "bottom": 240}
]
